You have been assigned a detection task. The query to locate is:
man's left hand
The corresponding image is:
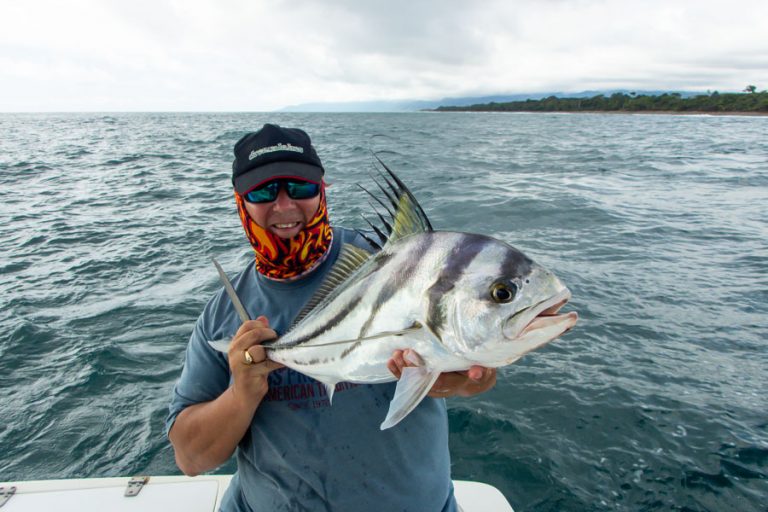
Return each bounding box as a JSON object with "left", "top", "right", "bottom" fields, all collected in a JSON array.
[{"left": 387, "top": 349, "right": 496, "bottom": 398}]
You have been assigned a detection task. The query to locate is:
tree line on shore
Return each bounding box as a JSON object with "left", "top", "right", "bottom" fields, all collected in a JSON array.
[{"left": 434, "top": 88, "right": 768, "bottom": 113}]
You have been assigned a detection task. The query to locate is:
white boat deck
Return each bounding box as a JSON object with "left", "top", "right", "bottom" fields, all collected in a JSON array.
[{"left": 0, "top": 475, "right": 513, "bottom": 511}]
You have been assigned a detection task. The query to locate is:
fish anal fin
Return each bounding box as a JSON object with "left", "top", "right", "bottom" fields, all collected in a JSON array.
[
  {"left": 380, "top": 366, "right": 440, "bottom": 430},
  {"left": 315, "top": 378, "right": 338, "bottom": 404}
]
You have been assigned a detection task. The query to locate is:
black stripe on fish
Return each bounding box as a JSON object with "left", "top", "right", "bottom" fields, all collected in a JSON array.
[
  {"left": 425, "top": 234, "right": 491, "bottom": 340},
  {"left": 288, "top": 355, "right": 332, "bottom": 366},
  {"left": 280, "top": 249, "right": 397, "bottom": 349},
  {"left": 499, "top": 243, "right": 533, "bottom": 279},
  {"left": 339, "top": 236, "right": 437, "bottom": 359},
  {"left": 339, "top": 342, "right": 360, "bottom": 359},
  {"left": 283, "top": 292, "right": 366, "bottom": 349}
]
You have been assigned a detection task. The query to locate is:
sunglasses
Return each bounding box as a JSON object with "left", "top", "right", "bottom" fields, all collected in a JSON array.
[{"left": 243, "top": 179, "right": 321, "bottom": 204}]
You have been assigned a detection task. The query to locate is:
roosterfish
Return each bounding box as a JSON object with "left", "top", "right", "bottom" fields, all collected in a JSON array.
[{"left": 210, "top": 160, "right": 578, "bottom": 429}]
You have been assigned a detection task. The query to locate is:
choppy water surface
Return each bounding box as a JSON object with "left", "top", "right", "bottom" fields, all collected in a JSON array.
[{"left": 1, "top": 112, "right": 766, "bottom": 511}]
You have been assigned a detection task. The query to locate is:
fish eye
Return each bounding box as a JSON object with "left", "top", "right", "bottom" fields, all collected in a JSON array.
[{"left": 490, "top": 282, "right": 517, "bottom": 303}]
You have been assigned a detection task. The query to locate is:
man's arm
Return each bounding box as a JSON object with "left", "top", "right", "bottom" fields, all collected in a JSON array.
[
  {"left": 387, "top": 349, "right": 497, "bottom": 398},
  {"left": 169, "top": 317, "right": 283, "bottom": 476}
]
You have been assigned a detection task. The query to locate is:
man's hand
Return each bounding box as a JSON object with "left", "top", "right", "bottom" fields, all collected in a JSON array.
[
  {"left": 170, "top": 315, "right": 284, "bottom": 476},
  {"left": 227, "top": 316, "right": 284, "bottom": 404},
  {"left": 386, "top": 349, "right": 496, "bottom": 398}
]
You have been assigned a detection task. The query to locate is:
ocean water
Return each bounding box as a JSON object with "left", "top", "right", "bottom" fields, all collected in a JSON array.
[{"left": 0, "top": 112, "right": 766, "bottom": 511}]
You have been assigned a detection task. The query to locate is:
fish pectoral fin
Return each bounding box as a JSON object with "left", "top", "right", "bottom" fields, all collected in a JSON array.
[
  {"left": 380, "top": 367, "right": 440, "bottom": 430},
  {"left": 207, "top": 339, "right": 231, "bottom": 353}
]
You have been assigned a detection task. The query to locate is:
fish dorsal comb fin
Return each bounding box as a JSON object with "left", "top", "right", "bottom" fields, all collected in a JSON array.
[
  {"left": 359, "top": 156, "right": 433, "bottom": 248},
  {"left": 291, "top": 244, "right": 373, "bottom": 328}
]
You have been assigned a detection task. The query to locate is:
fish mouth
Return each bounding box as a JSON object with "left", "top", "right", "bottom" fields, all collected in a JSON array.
[{"left": 503, "top": 289, "right": 578, "bottom": 340}]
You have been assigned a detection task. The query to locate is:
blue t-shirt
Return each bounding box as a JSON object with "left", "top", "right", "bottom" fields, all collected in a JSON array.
[{"left": 166, "top": 227, "right": 456, "bottom": 512}]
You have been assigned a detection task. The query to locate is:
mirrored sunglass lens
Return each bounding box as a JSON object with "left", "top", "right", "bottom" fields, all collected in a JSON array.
[
  {"left": 245, "top": 181, "right": 280, "bottom": 203},
  {"left": 286, "top": 181, "right": 320, "bottom": 199}
]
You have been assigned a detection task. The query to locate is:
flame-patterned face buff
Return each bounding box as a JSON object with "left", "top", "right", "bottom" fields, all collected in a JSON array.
[{"left": 234, "top": 186, "right": 333, "bottom": 281}]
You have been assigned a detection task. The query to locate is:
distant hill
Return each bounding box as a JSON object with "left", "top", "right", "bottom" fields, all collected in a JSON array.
[{"left": 277, "top": 90, "right": 703, "bottom": 112}]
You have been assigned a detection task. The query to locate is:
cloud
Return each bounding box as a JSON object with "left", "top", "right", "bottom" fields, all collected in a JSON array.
[{"left": 1, "top": 0, "right": 767, "bottom": 111}]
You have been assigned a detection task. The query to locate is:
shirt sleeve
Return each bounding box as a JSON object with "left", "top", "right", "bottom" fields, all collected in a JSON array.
[{"left": 164, "top": 308, "right": 231, "bottom": 438}]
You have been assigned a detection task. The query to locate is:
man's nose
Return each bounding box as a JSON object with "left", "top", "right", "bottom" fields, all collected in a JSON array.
[{"left": 272, "top": 188, "right": 295, "bottom": 210}]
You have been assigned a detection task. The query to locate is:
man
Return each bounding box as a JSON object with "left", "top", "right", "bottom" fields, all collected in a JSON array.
[{"left": 166, "top": 124, "right": 496, "bottom": 511}]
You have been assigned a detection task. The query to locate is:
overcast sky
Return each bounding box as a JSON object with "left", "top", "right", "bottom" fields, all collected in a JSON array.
[{"left": 2, "top": 0, "right": 766, "bottom": 111}]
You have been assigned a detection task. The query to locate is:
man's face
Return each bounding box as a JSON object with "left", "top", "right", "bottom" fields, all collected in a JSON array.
[{"left": 242, "top": 183, "right": 321, "bottom": 240}]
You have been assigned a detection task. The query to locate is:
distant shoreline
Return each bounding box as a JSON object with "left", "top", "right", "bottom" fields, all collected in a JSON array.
[
  {"left": 431, "top": 91, "right": 768, "bottom": 116},
  {"left": 429, "top": 110, "right": 768, "bottom": 117}
]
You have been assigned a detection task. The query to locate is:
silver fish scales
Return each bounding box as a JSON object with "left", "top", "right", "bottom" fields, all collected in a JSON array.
[{"left": 210, "top": 159, "right": 578, "bottom": 429}]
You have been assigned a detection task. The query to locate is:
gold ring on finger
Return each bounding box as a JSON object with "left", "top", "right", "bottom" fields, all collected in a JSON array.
[{"left": 244, "top": 349, "right": 254, "bottom": 365}]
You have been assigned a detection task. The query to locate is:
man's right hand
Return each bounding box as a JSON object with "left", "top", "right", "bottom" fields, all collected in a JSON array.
[
  {"left": 169, "top": 315, "right": 285, "bottom": 476},
  {"left": 228, "top": 316, "right": 284, "bottom": 403}
]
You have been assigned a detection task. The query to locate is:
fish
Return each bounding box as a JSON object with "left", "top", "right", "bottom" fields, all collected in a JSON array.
[{"left": 209, "top": 159, "right": 578, "bottom": 429}]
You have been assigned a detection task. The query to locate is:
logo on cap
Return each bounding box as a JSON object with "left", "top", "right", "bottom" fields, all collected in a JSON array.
[{"left": 249, "top": 143, "right": 305, "bottom": 161}]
